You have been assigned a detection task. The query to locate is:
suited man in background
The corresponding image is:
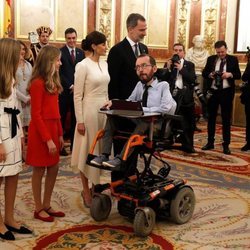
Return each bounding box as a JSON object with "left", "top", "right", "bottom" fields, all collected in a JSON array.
[
  {"left": 202, "top": 40, "right": 241, "bottom": 154},
  {"left": 163, "top": 43, "right": 196, "bottom": 153},
  {"left": 59, "top": 27, "right": 85, "bottom": 155},
  {"left": 107, "top": 13, "right": 148, "bottom": 180}
]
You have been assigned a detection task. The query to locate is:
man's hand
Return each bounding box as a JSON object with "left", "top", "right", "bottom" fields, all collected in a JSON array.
[
  {"left": 222, "top": 72, "right": 233, "bottom": 79},
  {"left": 174, "top": 62, "right": 183, "bottom": 71},
  {"left": 69, "top": 84, "right": 74, "bottom": 93},
  {"left": 209, "top": 72, "right": 215, "bottom": 79},
  {"left": 165, "top": 59, "right": 172, "bottom": 70}
]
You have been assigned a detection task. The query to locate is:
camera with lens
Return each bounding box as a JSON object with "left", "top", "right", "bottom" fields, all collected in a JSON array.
[
  {"left": 171, "top": 54, "right": 180, "bottom": 64},
  {"left": 194, "top": 85, "right": 206, "bottom": 105},
  {"left": 214, "top": 71, "right": 223, "bottom": 89}
]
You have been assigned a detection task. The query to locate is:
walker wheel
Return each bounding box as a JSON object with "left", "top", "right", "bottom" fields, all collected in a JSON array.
[
  {"left": 133, "top": 207, "right": 155, "bottom": 237},
  {"left": 90, "top": 194, "right": 112, "bottom": 221}
]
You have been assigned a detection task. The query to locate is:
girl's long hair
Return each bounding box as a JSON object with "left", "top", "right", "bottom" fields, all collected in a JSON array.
[
  {"left": 0, "top": 38, "right": 21, "bottom": 99},
  {"left": 28, "top": 45, "right": 62, "bottom": 94}
]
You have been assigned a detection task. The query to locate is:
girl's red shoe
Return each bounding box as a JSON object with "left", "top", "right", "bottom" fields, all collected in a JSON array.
[{"left": 34, "top": 209, "right": 54, "bottom": 222}]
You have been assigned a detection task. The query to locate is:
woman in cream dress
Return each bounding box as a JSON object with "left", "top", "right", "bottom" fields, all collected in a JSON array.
[{"left": 71, "top": 31, "right": 110, "bottom": 207}]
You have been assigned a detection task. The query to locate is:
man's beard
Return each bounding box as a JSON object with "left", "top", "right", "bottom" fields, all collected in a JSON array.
[{"left": 140, "top": 74, "right": 154, "bottom": 85}]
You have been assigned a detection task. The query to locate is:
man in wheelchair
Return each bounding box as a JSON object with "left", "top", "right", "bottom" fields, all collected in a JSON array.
[{"left": 91, "top": 54, "right": 176, "bottom": 168}]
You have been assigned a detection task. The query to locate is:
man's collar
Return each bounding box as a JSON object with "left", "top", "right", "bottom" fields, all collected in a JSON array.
[
  {"left": 66, "top": 45, "right": 75, "bottom": 51},
  {"left": 142, "top": 77, "right": 158, "bottom": 88},
  {"left": 126, "top": 36, "right": 137, "bottom": 47}
]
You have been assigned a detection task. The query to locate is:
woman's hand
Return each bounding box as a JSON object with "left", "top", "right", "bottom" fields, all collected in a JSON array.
[
  {"left": 0, "top": 143, "right": 6, "bottom": 162},
  {"left": 47, "top": 139, "right": 57, "bottom": 155},
  {"left": 101, "top": 100, "right": 112, "bottom": 110},
  {"left": 59, "top": 136, "right": 64, "bottom": 151},
  {"left": 77, "top": 123, "right": 85, "bottom": 136}
]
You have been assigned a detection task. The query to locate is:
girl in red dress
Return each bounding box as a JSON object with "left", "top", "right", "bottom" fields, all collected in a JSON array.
[{"left": 26, "top": 46, "right": 65, "bottom": 222}]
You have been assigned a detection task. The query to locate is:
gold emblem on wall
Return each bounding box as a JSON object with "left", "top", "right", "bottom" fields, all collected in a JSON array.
[
  {"left": 176, "top": 0, "right": 190, "bottom": 47},
  {"left": 203, "top": 0, "right": 219, "bottom": 55},
  {"left": 97, "top": 0, "right": 113, "bottom": 49}
]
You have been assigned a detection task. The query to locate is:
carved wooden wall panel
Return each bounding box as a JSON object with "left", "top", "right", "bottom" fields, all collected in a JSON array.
[
  {"left": 6, "top": 0, "right": 235, "bottom": 61},
  {"left": 55, "top": 0, "right": 87, "bottom": 41}
]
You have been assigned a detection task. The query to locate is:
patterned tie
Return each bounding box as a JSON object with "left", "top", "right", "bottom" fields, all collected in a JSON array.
[
  {"left": 219, "top": 58, "right": 226, "bottom": 72},
  {"left": 71, "top": 49, "right": 75, "bottom": 63},
  {"left": 134, "top": 44, "right": 139, "bottom": 58},
  {"left": 142, "top": 85, "right": 151, "bottom": 107}
]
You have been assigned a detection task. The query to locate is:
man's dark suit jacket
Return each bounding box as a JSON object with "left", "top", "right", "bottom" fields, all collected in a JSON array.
[
  {"left": 202, "top": 54, "right": 241, "bottom": 89},
  {"left": 107, "top": 38, "right": 148, "bottom": 99},
  {"left": 162, "top": 60, "right": 196, "bottom": 107},
  {"left": 59, "top": 45, "right": 84, "bottom": 92}
]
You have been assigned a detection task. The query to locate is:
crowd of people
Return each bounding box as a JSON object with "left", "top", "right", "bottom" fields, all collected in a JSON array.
[{"left": 0, "top": 12, "right": 249, "bottom": 241}]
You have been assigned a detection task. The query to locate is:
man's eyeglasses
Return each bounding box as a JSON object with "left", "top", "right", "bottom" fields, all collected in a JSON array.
[{"left": 135, "top": 63, "right": 153, "bottom": 71}]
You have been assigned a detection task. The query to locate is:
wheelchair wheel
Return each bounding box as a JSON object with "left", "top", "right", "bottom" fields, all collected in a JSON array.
[
  {"left": 90, "top": 194, "right": 112, "bottom": 222},
  {"left": 133, "top": 207, "right": 156, "bottom": 237},
  {"left": 170, "top": 186, "right": 195, "bottom": 224}
]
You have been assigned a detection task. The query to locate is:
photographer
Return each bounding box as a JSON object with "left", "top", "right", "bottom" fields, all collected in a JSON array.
[
  {"left": 240, "top": 61, "right": 250, "bottom": 151},
  {"left": 163, "top": 43, "right": 196, "bottom": 153},
  {"left": 202, "top": 40, "right": 241, "bottom": 154}
]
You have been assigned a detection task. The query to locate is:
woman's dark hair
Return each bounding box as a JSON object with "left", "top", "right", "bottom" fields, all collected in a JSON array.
[{"left": 81, "top": 31, "right": 106, "bottom": 52}]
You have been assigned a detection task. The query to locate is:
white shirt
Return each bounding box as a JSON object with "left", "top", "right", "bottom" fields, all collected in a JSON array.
[
  {"left": 128, "top": 78, "right": 176, "bottom": 114},
  {"left": 211, "top": 58, "right": 230, "bottom": 89},
  {"left": 126, "top": 37, "right": 140, "bottom": 56},
  {"left": 175, "top": 58, "right": 184, "bottom": 89}
]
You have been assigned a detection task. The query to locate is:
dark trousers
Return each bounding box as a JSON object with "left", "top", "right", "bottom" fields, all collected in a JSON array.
[
  {"left": 110, "top": 117, "right": 137, "bottom": 181},
  {"left": 178, "top": 104, "right": 195, "bottom": 149},
  {"left": 59, "top": 91, "right": 76, "bottom": 150},
  {"left": 244, "top": 101, "right": 250, "bottom": 143},
  {"left": 207, "top": 87, "right": 234, "bottom": 146}
]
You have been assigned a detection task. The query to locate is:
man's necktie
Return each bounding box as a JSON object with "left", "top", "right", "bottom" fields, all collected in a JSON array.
[
  {"left": 219, "top": 58, "right": 226, "bottom": 72},
  {"left": 71, "top": 49, "right": 75, "bottom": 63},
  {"left": 142, "top": 85, "right": 151, "bottom": 107},
  {"left": 134, "top": 44, "right": 139, "bottom": 58}
]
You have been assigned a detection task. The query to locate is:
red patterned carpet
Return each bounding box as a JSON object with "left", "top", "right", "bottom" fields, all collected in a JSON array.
[
  {"left": 34, "top": 224, "right": 173, "bottom": 249},
  {"left": 160, "top": 123, "right": 250, "bottom": 177},
  {"left": 0, "top": 122, "right": 249, "bottom": 249}
]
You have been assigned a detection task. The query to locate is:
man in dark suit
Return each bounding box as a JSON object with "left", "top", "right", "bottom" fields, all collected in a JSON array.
[
  {"left": 162, "top": 43, "right": 196, "bottom": 153},
  {"left": 59, "top": 27, "right": 84, "bottom": 155},
  {"left": 107, "top": 13, "right": 148, "bottom": 179},
  {"left": 202, "top": 40, "right": 241, "bottom": 154}
]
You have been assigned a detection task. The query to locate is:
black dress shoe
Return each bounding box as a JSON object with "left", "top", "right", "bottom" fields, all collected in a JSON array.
[
  {"left": 223, "top": 146, "right": 231, "bottom": 155},
  {"left": 182, "top": 146, "right": 196, "bottom": 153},
  {"left": 202, "top": 143, "right": 214, "bottom": 150},
  {"left": 241, "top": 144, "right": 250, "bottom": 151},
  {"left": 0, "top": 230, "right": 15, "bottom": 240},
  {"left": 5, "top": 224, "right": 32, "bottom": 234},
  {"left": 60, "top": 147, "right": 68, "bottom": 156}
]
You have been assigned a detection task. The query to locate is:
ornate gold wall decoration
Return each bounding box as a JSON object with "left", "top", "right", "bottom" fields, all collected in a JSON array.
[
  {"left": 203, "top": 0, "right": 220, "bottom": 55},
  {"left": 96, "top": 0, "right": 113, "bottom": 49},
  {"left": 176, "top": 0, "right": 190, "bottom": 47}
]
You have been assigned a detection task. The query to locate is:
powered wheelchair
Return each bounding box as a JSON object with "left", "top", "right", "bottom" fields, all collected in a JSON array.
[{"left": 86, "top": 112, "right": 195, "bottom": 237}]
